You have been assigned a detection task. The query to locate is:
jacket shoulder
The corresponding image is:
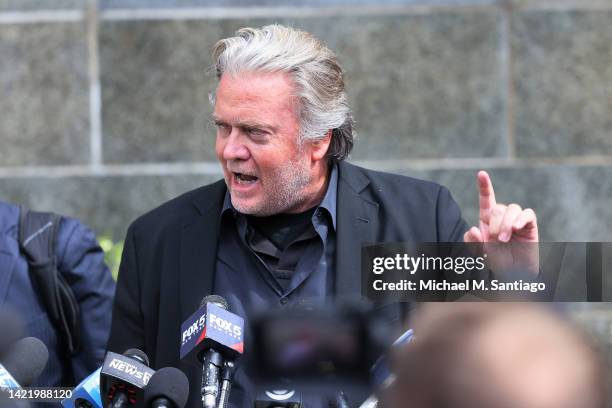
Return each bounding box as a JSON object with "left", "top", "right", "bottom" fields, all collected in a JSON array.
[
  {"left": 128, "top": 179, "right": 226, "bottom": 234},
  {"left": 341, "top": 162, "right": 445, "bottom": 199},
  {"left": 339, "top": 162, "right": 466, "bottom": 241},
  {"left": 0, "top": 201, "right": 20, "bottom": 237}
]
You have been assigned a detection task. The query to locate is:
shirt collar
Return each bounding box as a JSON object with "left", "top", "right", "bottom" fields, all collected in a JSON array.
[
  {"left": 220, "top": 163, "right": 338, "bottom": 230},
  {"left": 221, "top": 187, "right": 234, "bottom": 217},
  {"left": 318, "top": 164, "right": 338, "bottom": 230}
]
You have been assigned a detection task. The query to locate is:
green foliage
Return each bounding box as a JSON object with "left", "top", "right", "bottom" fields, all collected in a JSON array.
[{"left": 99, "top": 236, "right": 124, "bottom": 281}]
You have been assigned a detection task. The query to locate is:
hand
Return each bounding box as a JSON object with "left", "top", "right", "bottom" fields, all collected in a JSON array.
[
  {"left": 464, "top": 170, "right": 538, "bottom": 244},
  {"left": 464, "top": 171, "right": 539, "bottom": 275}
]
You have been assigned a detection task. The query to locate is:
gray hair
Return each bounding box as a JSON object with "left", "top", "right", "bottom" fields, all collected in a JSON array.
[{"left": 211, "top": 24, "right": 354, "bottom": 163}]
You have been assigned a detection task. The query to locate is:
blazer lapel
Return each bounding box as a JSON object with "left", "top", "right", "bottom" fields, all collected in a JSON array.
[
  {"left": 335, "top": 162, "right": 379, "bottom": 300},
  {"left": 179, "top": 182, "right": 226, "bottom": 320}
]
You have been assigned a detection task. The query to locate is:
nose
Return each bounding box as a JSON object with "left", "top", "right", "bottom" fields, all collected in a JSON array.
[{"left": 221, "top": 130, "right": 250, "bottom": 162}]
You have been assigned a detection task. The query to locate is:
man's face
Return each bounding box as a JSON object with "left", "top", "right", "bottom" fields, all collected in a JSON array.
[{"left": 213, "top": 71, "right": 321, "bottom": 216}]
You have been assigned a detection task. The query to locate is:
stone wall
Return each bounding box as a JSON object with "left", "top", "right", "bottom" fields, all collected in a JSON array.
[{"left": 2, "top": 0, "right": 612, "bottom": 243}]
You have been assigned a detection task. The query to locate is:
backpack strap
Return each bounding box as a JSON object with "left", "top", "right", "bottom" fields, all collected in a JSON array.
[{"left": 18, "top": 206, "right": 81, "bottom": 355}]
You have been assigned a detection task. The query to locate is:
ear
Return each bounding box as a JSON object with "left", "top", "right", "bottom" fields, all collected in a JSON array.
[{"left": 310, "top": 130, "right": 332, "bottom": 162}]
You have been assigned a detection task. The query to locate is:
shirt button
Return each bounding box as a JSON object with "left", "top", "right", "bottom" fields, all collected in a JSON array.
[{"left": 280, "top": 297, "right": 289, "bottom": 305}]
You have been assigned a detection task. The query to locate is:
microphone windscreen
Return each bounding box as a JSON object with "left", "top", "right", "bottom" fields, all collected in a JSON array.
[
  {"left": 200, "top": 295, "right": 228, "bottom": 310},
  {"left": 123, "top": 348, "right": 150, "bottom": 367},
  {"left": 0, "top": 309, "right": 23, "bottom": 359},
  {"left": 144, "top": 367, "right": 189, "bottom": 408},
  {"left": 1, "top": 337, "right": 48, "bottom": 387}
]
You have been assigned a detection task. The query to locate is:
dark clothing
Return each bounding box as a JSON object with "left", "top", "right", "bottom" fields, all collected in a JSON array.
[
  {"left": 215, "top": 167, "right": 338, "bottom": 407},
  {"left": 108, "top": 161, "right": 468, "bottom": 408},
  {"left": 246, "top": 207, "right": 318, "bottom": 288},
  {"left": 0, "top": 201, "right": 115, "bottom": 387},
  {"left": 247, "top": 207, "right": 317, "bottom": 251},
  {"left": 219, "top": 164, "right": 337, "bottom": 296}
]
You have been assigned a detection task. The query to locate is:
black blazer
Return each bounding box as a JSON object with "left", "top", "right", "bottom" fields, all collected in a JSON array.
[{"left": 108, "top": 161, "right": 467, "bottom": 406}]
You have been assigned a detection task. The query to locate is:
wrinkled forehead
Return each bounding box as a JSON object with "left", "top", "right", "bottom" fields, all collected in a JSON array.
[{"left": 213, "top": 71, "right": 300, "bottom": 121}]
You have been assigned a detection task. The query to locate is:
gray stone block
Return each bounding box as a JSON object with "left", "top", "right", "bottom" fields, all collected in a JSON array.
[
  {"left": 0, "top": 173, "right": 221, "bottom": 240},
  {"left": 101, "top": 13, "right": 505, "bottom": 163},
  {"left": 297, "top": 13, "right": 506, "bottom": 160},
  {"left": 509, "top": 0, "right": 611, "bottom": 7},
  {"left": 511, "top": 10, "right": 612, "bottom": 157},
  {"left": 99, "top": 0, "right": 497, "bottom": 8},
  {"left": 100, "top": 19, "right": 249, "bottom": 163},
  {"left": 6, "top": 163, "right": 612, "bottom": 242},
  {"left": 361, "top": 162, "right": 612, "bottom": 241},
  {"left": 0, "top": 22, "right": 90, "bottom": 166},
  {"left": 0, "top": 0, "right": 81, "bottom": 10}
]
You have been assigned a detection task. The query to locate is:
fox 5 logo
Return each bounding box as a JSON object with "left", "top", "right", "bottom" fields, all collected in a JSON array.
[
  {"left": 210, "top": 314, "right": 242, "bottom": 339},
  {"left": 181, "top": 315, "right": 206, "bottom": 345}
]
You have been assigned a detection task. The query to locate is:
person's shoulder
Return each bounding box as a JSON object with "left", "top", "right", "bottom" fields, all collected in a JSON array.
[
  {"left": 129, "top": 179, "right": 227, "bottom": 233},
  {"left": 340, "top": 162, "right": 445, "bottom": 198},
  {"left": 0, "top": 200, "right": 20, "bottom": 234}
]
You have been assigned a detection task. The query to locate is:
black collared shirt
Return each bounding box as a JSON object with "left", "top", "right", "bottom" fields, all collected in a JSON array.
[{"left": 246, "top": 207, "right": 318, "bottom": 291}]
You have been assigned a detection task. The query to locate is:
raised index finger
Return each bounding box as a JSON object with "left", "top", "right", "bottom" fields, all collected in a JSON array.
[{"left": 478, "top": 170, "right": 496, "bottom": 223}]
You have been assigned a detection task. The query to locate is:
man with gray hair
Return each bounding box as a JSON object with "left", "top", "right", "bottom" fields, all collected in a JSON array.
[{"left": 108, "top": 24, "right": 538, "bottom": 407}]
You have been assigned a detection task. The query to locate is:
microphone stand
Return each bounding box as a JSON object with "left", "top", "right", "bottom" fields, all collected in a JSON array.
[
  {"left": 217, "top": 360, "right": 236, "bottom": 408},
  {"left": 201, "top": 349, "right": 223, "bottom": 408}
]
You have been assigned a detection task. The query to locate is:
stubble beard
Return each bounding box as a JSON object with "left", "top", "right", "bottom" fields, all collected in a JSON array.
[{"left": 229, "top": 156, "right": 312, "bottom": 217}]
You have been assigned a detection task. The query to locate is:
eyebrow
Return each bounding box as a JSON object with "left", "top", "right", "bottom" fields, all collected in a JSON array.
[{"left": 211, "top": 115, "right": 276, "bottom": 133}]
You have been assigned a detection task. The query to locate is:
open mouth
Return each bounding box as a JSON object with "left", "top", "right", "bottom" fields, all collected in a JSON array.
[{"left": 233, "top": 172, "right": 259, "bottom": 184}]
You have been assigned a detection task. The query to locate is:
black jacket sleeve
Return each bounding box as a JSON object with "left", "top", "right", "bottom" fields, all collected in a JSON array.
[{"left": 436, "top": 185, "right": 469, "bottom": 242}]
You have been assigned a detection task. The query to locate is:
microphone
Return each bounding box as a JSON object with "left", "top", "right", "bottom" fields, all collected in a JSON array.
[
  {"left": 100, "top": 348, "right": 155, "bottom": 408},
  {"left": 0, "top": 337, "right": 49, "bottom": 388},
  {"left": 64, "top": 347, "right": 150, "bottom": 408},
  {"left": 63, "top": 348, "right": 148, "bottom": 408},
  {"left": 179, "top": 295, "right": 244, "bottom": 408},
  {"left": 254, "top": 387, "right": 302, "bottom": 408},
  {"left": 61, "top": 368, "right": 103, "bottom": 408},
  {"left": 143, "top": 367, "right": 189, "bottom": 408}
]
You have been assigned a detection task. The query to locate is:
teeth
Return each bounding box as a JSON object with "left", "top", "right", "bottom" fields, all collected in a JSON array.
[{"left": 235, "top": 172, "right": 258, "bottom": 184}]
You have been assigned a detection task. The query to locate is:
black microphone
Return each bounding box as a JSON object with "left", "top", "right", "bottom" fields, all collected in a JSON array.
[
  {"left": 100, "top": 348, "right": 155, "bottom": 408},
  {"left": 202, "top": 348, "right": 222, "bottom": 408},
  {"left": 64, "top": 348, "right": 150, "bottom": 408},
  {"left": 179, "top": 295, "right": 244, "bottom": 408},
  {"left": 63, "top": 349, "right": 149, "bottom": 408},
  {"left": 0, "top": 337, "right": 49, "bottom": 387},
  {"left": 202, "top": 295, "right": 227, "bottom": 408},
  {"left": 143, "top": 367, "right": 189, "bottom": 408}
]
